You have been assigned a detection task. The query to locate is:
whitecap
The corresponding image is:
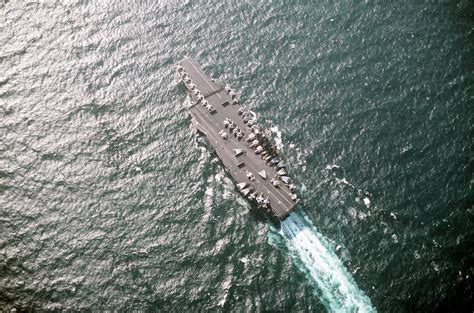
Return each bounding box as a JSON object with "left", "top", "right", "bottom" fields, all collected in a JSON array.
[
  {"left": 204, "top": 186, "right": 214, "bottom": 209},
  {"left": 300, "top": 183, "right": 307, "bottom": 194},
  {"left": 270, "top": 126, "right": 284, "bottom": 150},
  {"left": 239, "top": 257, "right": 249, "bottom": 264},
  {"left": 391, "top": 234, "right": 398, "bottom": 243},
  {"left": 363, "top": 197, "right": 371, "bottom": 208},
  {"left": 326, "top": 164, "right": 341, "bottom": 170}
]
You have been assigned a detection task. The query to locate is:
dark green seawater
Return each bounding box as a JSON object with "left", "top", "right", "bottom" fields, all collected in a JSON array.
[{"left": 1, "top": 1, "right": 473, "bottom": 311}]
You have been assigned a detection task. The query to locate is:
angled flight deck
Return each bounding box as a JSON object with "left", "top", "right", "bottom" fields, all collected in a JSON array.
[{"left": 177, "top": 57, "right": 298, "bottom": 220}]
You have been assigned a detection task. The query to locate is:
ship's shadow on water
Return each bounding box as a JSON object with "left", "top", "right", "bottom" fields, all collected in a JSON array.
[
  {"left": 246, "top": 202, "right": 272, "bottom": 223},
  {"left": 269, "top": 208, "right": 376, "bottom": 313}
]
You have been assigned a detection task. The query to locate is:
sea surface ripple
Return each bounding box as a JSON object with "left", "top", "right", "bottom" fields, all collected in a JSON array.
[{"left": 1, "top": 1, "right": 473, "bottom": 311}]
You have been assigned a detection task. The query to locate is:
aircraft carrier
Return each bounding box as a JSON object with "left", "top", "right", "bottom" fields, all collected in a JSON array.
[{"left": 177, "top": 57, "right": 298, "bottom": 220}]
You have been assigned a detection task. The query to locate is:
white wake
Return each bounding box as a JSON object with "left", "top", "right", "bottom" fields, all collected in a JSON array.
[{"left": 270, "top": 210, "right": 376, "bottom": 312}]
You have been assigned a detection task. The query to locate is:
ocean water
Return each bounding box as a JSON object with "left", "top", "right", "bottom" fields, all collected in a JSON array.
[{"left": 1, "top": 1, "right": 473, "bottom": 311}]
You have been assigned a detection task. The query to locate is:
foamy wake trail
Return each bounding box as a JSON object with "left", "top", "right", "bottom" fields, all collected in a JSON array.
[{"left": 272, "top": 210, "right": 376, "bottom": 312}]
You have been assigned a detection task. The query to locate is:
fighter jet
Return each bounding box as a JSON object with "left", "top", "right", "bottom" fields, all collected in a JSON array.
[
  {"left": 233, "top": 149, "right": 245, "bottom": 157},
  {"left": 241, "top": 188, "right": 252, "bottom": 197},
  {"left": 236, "top": 182, "right": 248, "bottom": 190},
  {"left": 248, "top": 192, "right": 257, "bottom": 200},
  {"left": 277, "top": 168, "right": 288, "bottom": 176}
]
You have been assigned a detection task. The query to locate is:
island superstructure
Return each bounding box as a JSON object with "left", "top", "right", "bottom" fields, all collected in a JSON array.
[{"left": 177, "top": 57, "right": 298, "bottom": 220}]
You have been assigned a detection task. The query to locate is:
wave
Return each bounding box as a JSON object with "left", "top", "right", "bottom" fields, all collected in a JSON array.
[{"left": 269, "top": 209, "right": 376, "bottom": 312}]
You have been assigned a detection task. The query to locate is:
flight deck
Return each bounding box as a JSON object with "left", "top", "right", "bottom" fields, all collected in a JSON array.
[{"left": 177, "top": 57, "right": 298, "bottom": 220}]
